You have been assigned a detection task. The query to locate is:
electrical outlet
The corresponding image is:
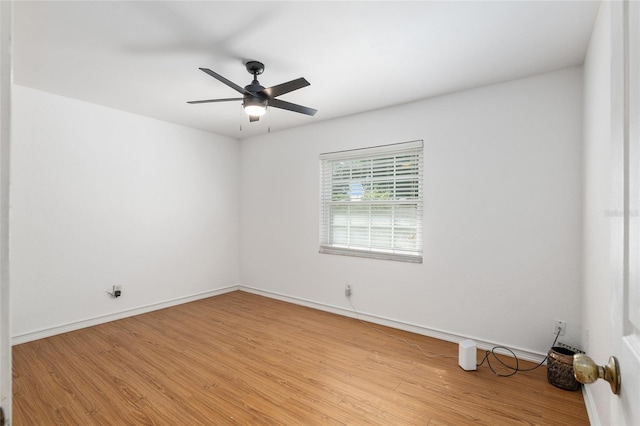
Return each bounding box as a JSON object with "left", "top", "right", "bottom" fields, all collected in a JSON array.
[
  {"left": 554, "top": 320, "right": 566, "bottom": 336},
  {"left": 107, "top": 285, "right": 122, "bottom": 298},
  {"left": 345, "top": 283, "right": 352, "bottom": 297}
]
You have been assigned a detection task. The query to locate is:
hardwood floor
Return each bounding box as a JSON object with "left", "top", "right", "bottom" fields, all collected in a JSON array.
[{"left": 13, "top": 291, "right": 588, "bottom": 425}]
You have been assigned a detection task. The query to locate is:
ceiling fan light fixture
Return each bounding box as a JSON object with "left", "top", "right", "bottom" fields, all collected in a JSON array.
[{"left": 244, "top": 97, "right": 267, "bottom": 116}]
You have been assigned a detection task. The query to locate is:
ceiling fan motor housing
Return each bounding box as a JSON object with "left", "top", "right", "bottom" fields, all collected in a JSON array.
[
  {"left": 244, "top": 95, "right": 267, "bottom": 112},
  {"left": 244, "top": 81, "right": 265, "bottom": 95}
]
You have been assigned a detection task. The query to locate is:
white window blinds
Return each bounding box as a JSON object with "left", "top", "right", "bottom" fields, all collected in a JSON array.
[{"left": 319, "top": 140, "right": 423, "bottom": 263}]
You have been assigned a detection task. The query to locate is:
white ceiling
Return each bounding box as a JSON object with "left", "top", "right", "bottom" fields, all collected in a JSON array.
[{"left": 13, "top": 1, "right": 600, "bottom": 139}]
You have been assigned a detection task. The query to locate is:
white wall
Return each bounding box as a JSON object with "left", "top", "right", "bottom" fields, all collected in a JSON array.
[
  {"left": 10, "top": 85, "right": 241, "bottom": 341},
  {"left": 11, "top": 66, "right": 584, "bottom": 360},
  {"left": 581, "top": 2, "right": 612, "bottom": 424},
  {"left": 240, "top": 67, "right": 584, "bottom": 356}
]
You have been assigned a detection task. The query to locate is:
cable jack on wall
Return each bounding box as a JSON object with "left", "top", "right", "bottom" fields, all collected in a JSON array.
[{"left": 106, "top": 285, "right": 122, "bottom": 298}]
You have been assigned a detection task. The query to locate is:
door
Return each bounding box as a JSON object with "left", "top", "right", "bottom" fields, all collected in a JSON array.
[
  {"left": 613, "top": 1, "right": 640, "bottom": 424},
  {"left": 0, "top": 1, "right": 10, "bottom": 424}
]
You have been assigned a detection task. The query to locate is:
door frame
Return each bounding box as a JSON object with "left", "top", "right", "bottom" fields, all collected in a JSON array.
[{"left": 0, "top": 1, "right": 11, "bottom": 424}]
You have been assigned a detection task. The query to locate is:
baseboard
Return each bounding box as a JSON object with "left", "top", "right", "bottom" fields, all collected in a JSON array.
[
  {"left": 238, "top": 285, "right": 547, "bottom": 364},
  {"left": 13, "top": 283, "right": 548, "bottom": 365},
  {"left": 582, "top": 386, "right": 602, "bottom": 426},
  {"left": 12, "top": 285, "right": 240, "bottom": 345}
]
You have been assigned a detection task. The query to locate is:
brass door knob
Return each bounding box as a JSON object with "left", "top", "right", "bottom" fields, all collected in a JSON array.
[{"left": 572, "top": 354, "right": 621, "bottom": 395}]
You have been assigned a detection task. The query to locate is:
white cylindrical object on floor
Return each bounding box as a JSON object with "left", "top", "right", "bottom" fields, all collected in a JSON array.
[{"left": 459, "top": 339, "right": 477, "bottom": 371}]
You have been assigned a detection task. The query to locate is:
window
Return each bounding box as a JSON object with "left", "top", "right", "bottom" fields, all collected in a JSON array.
[{"left": 320, "top": 140, "right": 423, "bottom": 263}]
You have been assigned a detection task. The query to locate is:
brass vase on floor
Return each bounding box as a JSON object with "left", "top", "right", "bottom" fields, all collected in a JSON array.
[{"left": 547, "top": 346, "right": 581, "bottom": 391}]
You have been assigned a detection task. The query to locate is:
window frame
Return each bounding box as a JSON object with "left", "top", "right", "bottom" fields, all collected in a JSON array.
[{"left": 319, "top": 140, "right": 424, "bottom": 263}]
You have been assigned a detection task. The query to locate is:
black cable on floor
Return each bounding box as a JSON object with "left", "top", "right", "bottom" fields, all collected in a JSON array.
[{"left": 477, "top": 328, "right": 562, "bottom": 377}]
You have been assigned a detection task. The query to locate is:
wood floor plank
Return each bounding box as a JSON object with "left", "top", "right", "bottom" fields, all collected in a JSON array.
[{"left": 13, "top": 291, "right": 589, "bottom": 425}]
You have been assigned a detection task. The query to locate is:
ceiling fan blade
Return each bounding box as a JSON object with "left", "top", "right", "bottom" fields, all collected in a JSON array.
[
  {"left": 199, "top": 68, "right": 252, "bottom": 96},
  {"left": 187, "top": 98, "right": 243, "bottom": 104},
  {"left": 269, "top": 98, "right": 317, "bottom": 116},
  {"left": 261, "top": 78, "right": 310, "bottom": 99},
  {"left": 249, "top": 115, "right": 260, "bottom": 123}
]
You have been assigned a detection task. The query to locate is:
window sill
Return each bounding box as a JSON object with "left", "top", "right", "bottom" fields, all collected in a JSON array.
[{"left": 319, "top": 246, "right": 423, "bottom": 263}]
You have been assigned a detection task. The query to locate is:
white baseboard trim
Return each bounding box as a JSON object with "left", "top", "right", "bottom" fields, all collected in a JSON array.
[
  {"left": 238, "top": 285, "right": 547, "bottom": 364},
  {"left": 12, "top": 285, "right": 240, "bottom": 345},
  {"left": 13, "top": 283, "right": 547, "bottom": 365},
  {"left": 582, "top": 386, "right": 602, "bottom": 426}
]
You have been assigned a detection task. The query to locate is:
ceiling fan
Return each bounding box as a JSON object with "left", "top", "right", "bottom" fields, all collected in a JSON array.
[{"left": 187, "top": 61, "right": 317, "bottom": 122}]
